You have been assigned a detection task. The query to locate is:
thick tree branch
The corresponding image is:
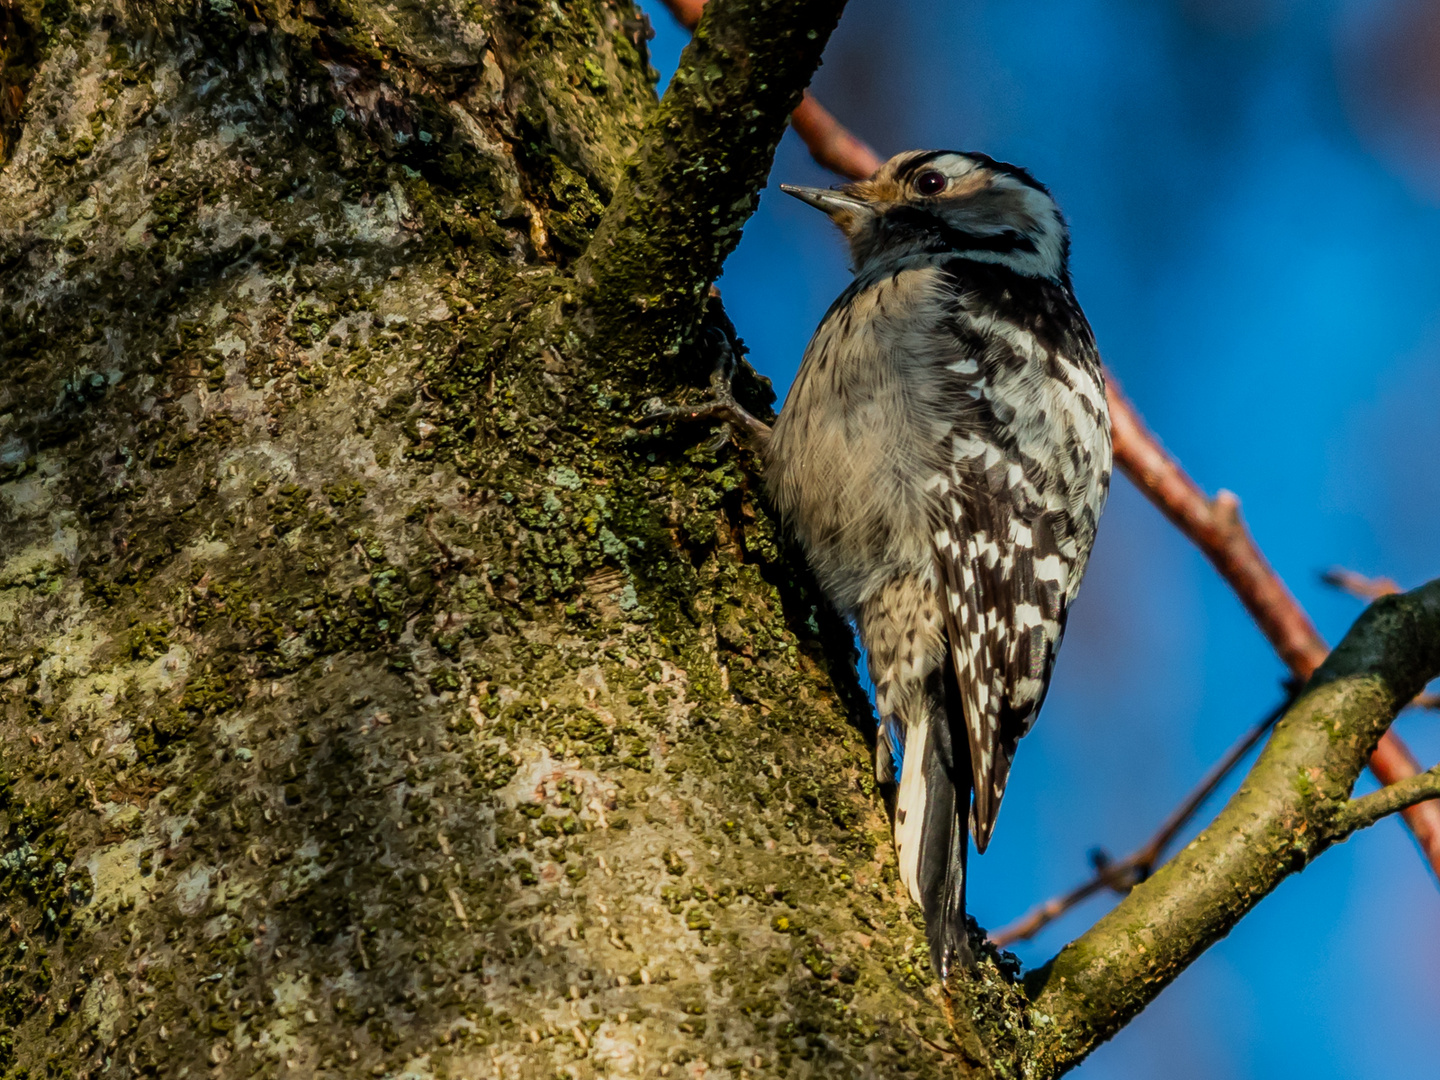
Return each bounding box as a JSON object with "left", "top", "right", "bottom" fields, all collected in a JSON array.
[
  {"left": 1026, "top": 579, "right": 1440, "bottom": 1075},
  {"left": 631, "top": 12, "right": 1440, "bottom": 1071},
  {"left": 574, "top": 0, "right": 849, "bottom": 364},
  {"left": 660, "top": 3, "right": 883, "bottom": 184},
  {"left": 1324, "top": 568, "right": 1439, "bottom": 708}
]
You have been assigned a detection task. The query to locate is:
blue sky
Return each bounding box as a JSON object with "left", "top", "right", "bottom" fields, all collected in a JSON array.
[{"left": 643, "top": 2, "right": 1440, "bottom": 1075}]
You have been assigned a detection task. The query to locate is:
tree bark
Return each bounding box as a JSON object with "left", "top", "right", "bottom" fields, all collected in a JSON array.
[
  {"left": 0, "top": 3, "right": 968, "bottom": 1078},
  {"left": 5, "top": 4, "right": 1440, "bottom": 1080}
]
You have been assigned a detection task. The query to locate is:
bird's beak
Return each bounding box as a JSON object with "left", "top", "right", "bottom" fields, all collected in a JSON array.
[{"left": 779, "top": 184, "right": 870, "bottom": 217}]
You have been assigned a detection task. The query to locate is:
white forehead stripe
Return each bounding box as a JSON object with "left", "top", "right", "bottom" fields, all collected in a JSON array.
[{"left": 928, "top": 153, "right": 980, "bottom": 179}]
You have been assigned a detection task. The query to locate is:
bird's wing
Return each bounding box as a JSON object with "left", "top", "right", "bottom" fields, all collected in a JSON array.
[
  {"left": 925, "top": 265, "right": 1110, "bottom": 852},
  {"left": 933, "top": 460, "right": 1074, "bottom": 852}
]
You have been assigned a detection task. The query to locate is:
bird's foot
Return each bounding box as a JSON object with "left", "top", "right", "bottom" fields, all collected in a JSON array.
[{"left": 638, "top": 328, "right": 772, "bottom": 455}]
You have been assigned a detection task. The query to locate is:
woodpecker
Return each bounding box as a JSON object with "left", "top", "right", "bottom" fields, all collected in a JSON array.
[{"left": 648, "top": 151, "right": 1110, "bottom": 980}]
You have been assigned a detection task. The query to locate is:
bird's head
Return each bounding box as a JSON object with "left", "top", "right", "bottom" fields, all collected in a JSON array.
[{"left": 781, "top": 150, "right": 1070, "bottom": 283}]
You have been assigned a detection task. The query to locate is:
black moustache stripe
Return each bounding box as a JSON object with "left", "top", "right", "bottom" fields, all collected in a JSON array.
[
  {"left": 881, "top": 207, "right": 1039, "bottom": 257},
  {"left": 934, "top": 224, "right": 1038, "bottom": 255}
]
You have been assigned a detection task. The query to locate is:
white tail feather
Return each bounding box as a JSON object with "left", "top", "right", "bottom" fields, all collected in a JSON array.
[{"left": 893, "top": 712, "right": 929, "bottom": 906}]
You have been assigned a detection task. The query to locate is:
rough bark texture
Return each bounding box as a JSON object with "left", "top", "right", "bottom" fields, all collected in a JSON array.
[
  {"left": 0, "top": 3, "right": 1000, "bottom": 1079},
  {"left": 4, "top": 3, "right": 1439, "bottom": 1080},
  {"left": 571, "top": 0, "right": 847, "bottom": 366}
]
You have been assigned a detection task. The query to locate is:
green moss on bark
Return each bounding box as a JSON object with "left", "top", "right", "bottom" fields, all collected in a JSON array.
[{"left": 0, "top": 3, "right": 1009, "bottom": 1080}]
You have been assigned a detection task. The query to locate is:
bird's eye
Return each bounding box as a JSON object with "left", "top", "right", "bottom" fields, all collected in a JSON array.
[{"left": 914, "top": 170, "right": 947, "bottom": 196}]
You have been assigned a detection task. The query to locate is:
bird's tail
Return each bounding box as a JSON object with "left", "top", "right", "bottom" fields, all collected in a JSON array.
[
  {"left": 889, "top": 660, "right": 974, "bottom": 980},
  {"left": 865, "top": 577, "right": 974, "bottom": 980}
]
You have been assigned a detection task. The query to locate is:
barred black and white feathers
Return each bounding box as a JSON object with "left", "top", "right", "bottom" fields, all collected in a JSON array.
[{"left": 768, "top": 151, "right": 1111, "bottom": 979}]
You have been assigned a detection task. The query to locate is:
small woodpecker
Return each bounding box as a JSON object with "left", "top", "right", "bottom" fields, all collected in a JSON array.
[{"left": 648, "top": 151, "right": 1111, "bottom": 980}]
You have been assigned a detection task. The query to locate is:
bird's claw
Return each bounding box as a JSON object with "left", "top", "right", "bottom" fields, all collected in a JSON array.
[{"left": 636, "top": 328, "right": 771, "bottom": 453}]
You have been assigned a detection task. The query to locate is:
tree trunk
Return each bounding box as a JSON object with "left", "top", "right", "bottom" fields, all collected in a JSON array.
[{"left": 0, "top": 4, "right": 986, "bottom": 1078}]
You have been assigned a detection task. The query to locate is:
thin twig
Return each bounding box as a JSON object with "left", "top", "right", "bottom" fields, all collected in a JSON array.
[
  {"left": 658, "top": 0, "right": 1440, "bottom": 879},
  {"left": 1335, "top": 764, "right": 1440, "bottom": 836},
  {"left": 990, "top": 693, "right": 1291, "bottom": 948},
  {"left": 1322, "top": 567, "right": 1401, "bottom": 602}
]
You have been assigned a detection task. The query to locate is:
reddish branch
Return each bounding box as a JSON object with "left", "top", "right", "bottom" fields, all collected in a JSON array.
[
  {"left": 1110, "top": 375, "right": 1440, "bottom": 871},
  {"left": 1010, "top": 387, "right": 1440, "bottom": 900},
  {"left": 1105, "top": 380, "right": 1325, "bottom": 676},
  {"left": 1323, "top": 567, "right": 1402, "bottom": 602},
  {"left": 662, "top": 0, "right": 706, "bottom": 24},
  {"left": 657, "top": 0, "right": 1440, "bottom": 879},
  {"left": 788, "top": 94, "right": 882, "bottom": 180}
]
